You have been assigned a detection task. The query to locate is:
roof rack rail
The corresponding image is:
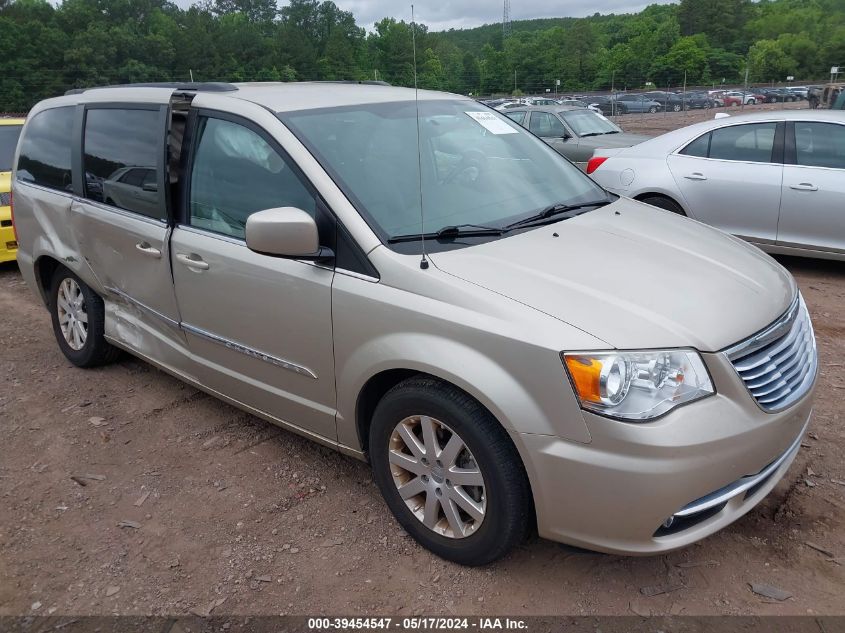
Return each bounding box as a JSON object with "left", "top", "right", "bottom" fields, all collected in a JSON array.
[
  {"left": 310, "top": 80, "right": 391, "bottom": 87},
  {"left": 64, "top": 82, "right": 238, "bottom": 96}
]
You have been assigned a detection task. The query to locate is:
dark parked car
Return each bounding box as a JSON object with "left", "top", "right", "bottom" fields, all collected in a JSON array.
[
  {"left": 681, "top": 92, "right": 716, "bottom": 109},
  {"left": 583, "top": 95, "right": 628, "bottom": 115},
  {"left": 643, "top": 91, "right": 685, "bottom": 112}
]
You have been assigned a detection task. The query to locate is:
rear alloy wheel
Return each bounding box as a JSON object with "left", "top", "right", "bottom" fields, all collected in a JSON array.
[
  {"left": 672, "top": 104, "right": 682, "bottom": 112},
  {"left": 50, "top": 268, "right": 120, "bottom": 367},
  {"left": 748, "top": 98, "right": 756, "bottom": 105},
  {"left": 370, "top": 376, "right": 531, "bottom": 566},
  {"left": 649, "top": 106, "right": 658, "bottom": 113}
]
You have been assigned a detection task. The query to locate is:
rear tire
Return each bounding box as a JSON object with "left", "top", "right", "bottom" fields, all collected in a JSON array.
[
  {"left": 49, "top": 268, "right": 120, "bottom": 368},
  {"left": 648, "top": 106, "right": 658, "bottom": 113},
  {"left": 639, "top": 195, "right": 685, "bottom": 215},
  {"left": 369, "top": 376, "right": 532, "bottom": 566}
]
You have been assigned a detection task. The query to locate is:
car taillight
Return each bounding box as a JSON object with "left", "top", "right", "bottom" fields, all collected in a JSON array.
[
  {"left": 9, "top": 190, "right": 17, "bottom": 243},
  {"left": 586, "top": 156, "right": 608, "bottom": 175}
]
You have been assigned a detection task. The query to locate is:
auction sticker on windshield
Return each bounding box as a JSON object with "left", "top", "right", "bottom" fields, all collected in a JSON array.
[{"left": 465, "top": 111, "right": 519, "bottom": 134}]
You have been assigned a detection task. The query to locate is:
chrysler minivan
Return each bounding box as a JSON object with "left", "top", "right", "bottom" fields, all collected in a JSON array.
[{"left": 12, "top": 82, "right": 817, "bottom": 565}]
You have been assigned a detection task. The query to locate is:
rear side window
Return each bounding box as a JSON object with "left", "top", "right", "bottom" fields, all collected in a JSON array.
[
  {"left": 794, "top": 122, "right": 845, "bottom": 169},
  {"left": 708, "top": 123, "right": 777, "bottom": 163},
  {"left": 680, "top": 132, "right": 711, "bottom": 157},
  {"left": 83, "top": 108, "right": 164, "bottom": 221},
  {"left": 16, "top": 107, "right": 74, "bottom": 190},
  {"left": 1, "top": 125, "right": 22, "bottom": 172}
]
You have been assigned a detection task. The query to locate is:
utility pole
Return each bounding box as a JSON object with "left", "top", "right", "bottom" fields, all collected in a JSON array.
[
  {"left": 611, "top": 70, "right": 616, "bottom": 116},
  {"left": 741, "top": 65, "right": 749, "bottom": 111},
  {"left": 502, "top": 0, "right": 512, "bottom": 38},
  {"left": 514, "top": 69, "right": 517, "bottom": 94}
]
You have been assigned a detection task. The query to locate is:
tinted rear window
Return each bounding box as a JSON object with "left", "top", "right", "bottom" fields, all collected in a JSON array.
[
  {"left": 83, "top": 108, "right": 164, "bottom": 221},
  {"left": 0, "top": 125, "right": 22, "bottom": 172},
  {"left": 16, "top": 107, "right": 75, "bottom": 190}
]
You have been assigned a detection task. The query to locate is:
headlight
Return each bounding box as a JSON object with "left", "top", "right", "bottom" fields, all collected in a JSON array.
[{"left": 562, "top": 350, "right": 714, "bottom": 421}]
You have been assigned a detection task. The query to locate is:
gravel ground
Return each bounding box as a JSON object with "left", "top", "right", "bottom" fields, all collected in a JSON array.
[{"left": 1, "top": 102, "right": 843, "bottom": 617}]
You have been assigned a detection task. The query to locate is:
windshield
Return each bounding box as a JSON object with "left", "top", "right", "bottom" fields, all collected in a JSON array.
[
  {"left": 281, "top": 100, "right": 605, "bottom": 252},
  {"left": 560, "top": 110, "right": 622, "bottom": 136},
  {"left": 0, "top": 125, "right": 23, "bottom": 172}
]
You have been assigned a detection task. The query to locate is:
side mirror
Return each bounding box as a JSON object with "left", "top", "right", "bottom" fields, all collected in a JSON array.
[
  {"left": 142, "top": 182, "right": 158, "bottom": 193},
  {"left": 245, "top": 207, "right": 330, "bottom": 260}
]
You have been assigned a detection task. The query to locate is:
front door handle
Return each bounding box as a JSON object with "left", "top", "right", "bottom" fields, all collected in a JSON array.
[
  {"left": 789, "top": 182, "right": 818, "bottom": 191},
  {"left": 175, "top": 253, "right": 209, "bottom": 270},
  {"left": 684, "top": 172, "right": 707, "bottom": 181},
  {"left": 135, "top": 242, "right": 161, "bottom": 258}
]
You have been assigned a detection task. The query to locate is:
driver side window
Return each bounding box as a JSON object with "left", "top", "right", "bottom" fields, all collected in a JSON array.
[
  {"left": 189, "top": 116, "right": 316, "bottom": 239},
  {"left": 529, "top": 112, "right": 566, "bottom": 138}
]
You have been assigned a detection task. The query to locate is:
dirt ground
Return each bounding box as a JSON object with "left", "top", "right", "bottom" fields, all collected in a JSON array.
[{"left": 1, "top": 102, "right": 844, "bottom": 618}]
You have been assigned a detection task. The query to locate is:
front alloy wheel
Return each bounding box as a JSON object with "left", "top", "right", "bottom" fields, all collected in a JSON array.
[
  {"left": 370, "top": 376, "right": 532, "bottom": 565},
  {"left": 388, "top": 415, "right": 486, "bottom": 538}
]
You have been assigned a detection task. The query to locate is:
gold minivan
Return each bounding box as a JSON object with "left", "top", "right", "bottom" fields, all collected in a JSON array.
[{"left": 12, "top": 83, "right": 816, "bottom": 565}]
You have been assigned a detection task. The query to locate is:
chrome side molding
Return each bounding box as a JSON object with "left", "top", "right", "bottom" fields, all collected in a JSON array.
[
  {"left": 181, "top": 322, "right": 318, "bottom": 380},
  {"left": 106, "top": 286, "right": 317, "bottom": 380}
]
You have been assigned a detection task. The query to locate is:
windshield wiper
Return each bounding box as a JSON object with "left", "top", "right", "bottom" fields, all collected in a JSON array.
[
  {"left": 505, "top": 199, "right": 611, "bottom": 230},
  {"left": 388, "top": 223, "right": 504, "bottom": 244}
]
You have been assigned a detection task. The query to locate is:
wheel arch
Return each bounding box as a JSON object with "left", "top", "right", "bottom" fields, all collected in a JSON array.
[
  {"left": 634, "top": 191, "right": 688, "bottom": 216},
  {"left": 33, "top": 254, "right": 64, "bottom": 307}
]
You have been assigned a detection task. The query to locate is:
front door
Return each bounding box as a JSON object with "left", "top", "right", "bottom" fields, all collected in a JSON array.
[
  {"left": 528, "top": 110, "right": 575, "bottom": 158},
  {"left": 667, "top": 121, "right": 784, "bottom": 243},
  {"left": 170, "top": 112, "right": 336, "bottom": 440},
  {"left": 69, "top": 104, "right": 184, "bottom": 366},
  {"left": 778, "top": 121, "right": 845, "bottom": 256}
]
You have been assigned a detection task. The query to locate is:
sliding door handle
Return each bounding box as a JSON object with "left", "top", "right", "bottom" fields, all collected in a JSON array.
[
  {"left": 135, "top": 242, "right": 161, "bottom": 258},
  {"left": 175, "top": 253, "right": 209, "bottom": 270}
]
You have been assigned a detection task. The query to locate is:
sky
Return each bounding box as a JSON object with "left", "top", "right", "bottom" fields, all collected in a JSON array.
[{"left": 173, "top": 0, "right": 677, "bottom": 31}]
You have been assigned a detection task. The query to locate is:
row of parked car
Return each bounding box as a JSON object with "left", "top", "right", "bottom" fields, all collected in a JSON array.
[
  {"left": 501, "top": 100, "right": 844, "bottom": 260},
  {"left": 484, "top": 86, "right": 815, "bottom": 116}
]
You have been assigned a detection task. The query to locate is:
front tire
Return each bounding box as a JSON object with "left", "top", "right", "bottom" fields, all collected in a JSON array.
[
  {"left": 648, "top": 106, "right": 658, "bottom": 113},
  {"left": 369, "top": 376, "right": 532, "bottom": 566},
  {"left": 50, "top": 268, "right": 120, "bottom": 367}
]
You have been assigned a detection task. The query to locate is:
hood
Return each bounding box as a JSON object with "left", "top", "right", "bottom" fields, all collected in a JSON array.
[
  {"left": 579, "top": 133, "right": 650, "bottom": 149},
  {"left": 430, "top": 200, "right": 796, "bottom": 352}
]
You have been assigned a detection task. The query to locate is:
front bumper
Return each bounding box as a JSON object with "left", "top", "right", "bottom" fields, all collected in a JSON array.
[
  {"left": 0, "top": 205, "right": 17, "bottom": 262},
  {"left": 516, "top": 351, "right": 815, "bottom": 555}
]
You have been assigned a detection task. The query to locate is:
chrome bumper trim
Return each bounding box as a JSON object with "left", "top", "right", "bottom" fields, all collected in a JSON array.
[{"left": 673, "top": 423, "right": 806, "bottom": 518}]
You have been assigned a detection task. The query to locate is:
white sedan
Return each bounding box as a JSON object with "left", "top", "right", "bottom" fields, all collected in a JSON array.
[{"left": 587, "top": 110, "right": 845, "bottom": 261}]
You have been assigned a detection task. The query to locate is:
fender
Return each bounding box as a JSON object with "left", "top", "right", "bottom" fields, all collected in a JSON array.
[{"left": 335, "top": 331, "right": 593, "bottom": 450}]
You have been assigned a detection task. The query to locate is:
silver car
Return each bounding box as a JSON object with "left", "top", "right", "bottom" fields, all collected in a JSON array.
[
  {"left": 12, "top": 83, "right": 816, "bottom": 565},
  {"left": 589, "top": 110, "right": 845, "bottom": 260}
]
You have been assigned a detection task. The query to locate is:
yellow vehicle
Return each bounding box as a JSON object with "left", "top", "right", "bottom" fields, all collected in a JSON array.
[{"left": 1, "top": 117, "right": 25, "bottom": 262}]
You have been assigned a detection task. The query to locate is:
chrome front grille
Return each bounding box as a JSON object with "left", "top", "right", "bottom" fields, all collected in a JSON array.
[
  {"left": 727, "top": 294, "right": 817, "bottom": 412},
  {"left": 0, "top": 191, "right": 10, "bottom": 206}
]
